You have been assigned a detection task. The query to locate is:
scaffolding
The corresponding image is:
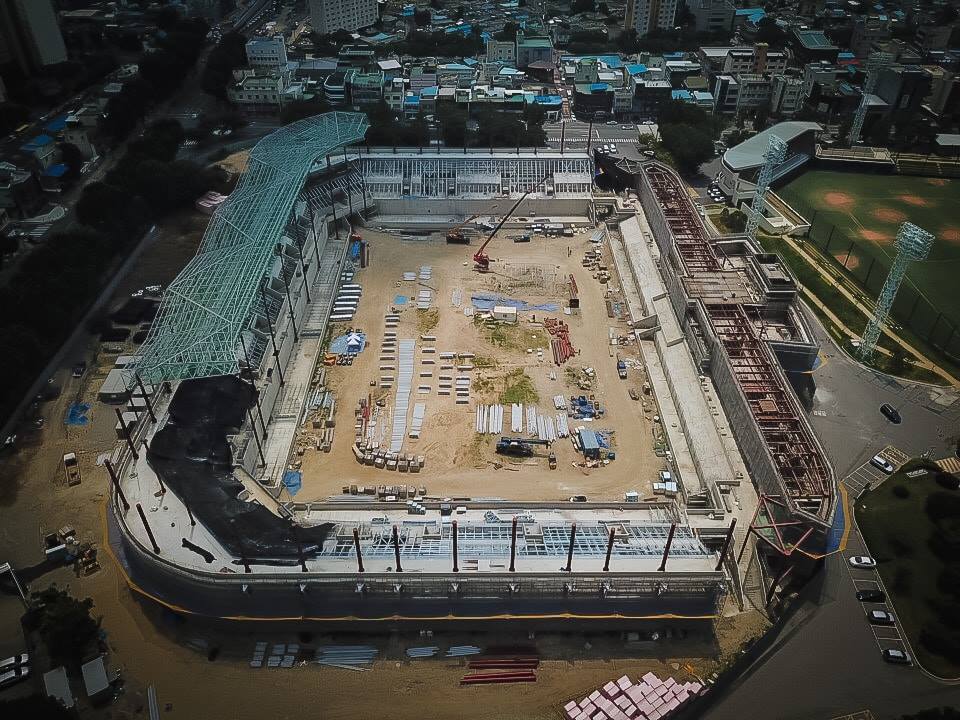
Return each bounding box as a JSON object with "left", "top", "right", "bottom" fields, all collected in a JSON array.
[
  {"left": 859, "top": 222, "right": 934, "bottom": 359},
  {"left": 744, "top": 135, "right": 788, "bottom": 242},
  {"left": 136, "top": 112, "right": 369, "bottom": 384},
  {"left": 849, "top": 51, "right": 893, "bottom": 146},
  {"left": 707, "top": 304, "right": 832, "bottom": 507}
]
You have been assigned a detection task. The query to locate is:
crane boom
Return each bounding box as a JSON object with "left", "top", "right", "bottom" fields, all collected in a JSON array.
[{"left": 473, "top": 178, "right": 545, "bottom": 271}]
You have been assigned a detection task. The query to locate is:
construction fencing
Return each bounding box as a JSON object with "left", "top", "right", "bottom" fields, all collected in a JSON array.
[{"left": 778, "top": 194, "right": 960, "bottom": 363}]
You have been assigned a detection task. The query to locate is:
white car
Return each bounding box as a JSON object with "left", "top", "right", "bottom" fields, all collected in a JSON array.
[
  {"left": 849, "top": 555, "right": 877, "bottom": 569},
  {"left": 0, "top": 654, "right": 28, "bottom": 672},
  {"left": 869, "top": 609, "right": 896, "bottom": 625},
  {"left": 0, "top": 664, "right": 29, "bottom": 690},
  {"left": 882, "top": 648, "right": 911, "bottom": 664},
  {"left": 871, "top": 454, "right": 895, "bottom": 474}
]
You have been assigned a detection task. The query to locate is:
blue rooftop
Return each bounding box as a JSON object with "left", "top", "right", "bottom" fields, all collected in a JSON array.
[
  {"left": 43, "top": 163, "right": 68, "bottom": 178},
  {"left": 735, "top": 7, "right": 765, "bottom": 22},
  {"left": 672, "top": 89, "right": 693, "bottom": 101},
  {"left": 45, "top": 116, "right": 68, "bottom": 133},
  {"left": 421, "top": 86, "right": 438, "bottom": 97},
  {"left": 533, "top": 95, "right": 562, "bottom": 105},
  {"left": 589, "top": 82, "right": 610, "bottom": 92},
  {"left": 626, "top": 63, "right": 648, "bottom": 75}
]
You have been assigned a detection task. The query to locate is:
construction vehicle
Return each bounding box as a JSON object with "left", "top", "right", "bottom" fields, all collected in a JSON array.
[
  {"left": 548, "top": 452, "right": 557, "bottom": 470},
  {"left": 473, "top": 177, "right": 546, "bottom": 271},
  {"left": 616, "top": 354, "right": 627, "bottom": 380},
  {"left": 445, "top": 214, "right": 480, "bottom": 244},
  {"left": 495, "top": 437, "right": 551, "bottom": 458}
]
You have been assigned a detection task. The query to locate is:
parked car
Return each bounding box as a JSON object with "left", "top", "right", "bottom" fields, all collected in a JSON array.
[
  {"left": 606, "top": 120, "right": 619, "bottom": 125},
  {"left": 871, "top": 454, "right": 895, "bottom": 474},
  {"left": 869, "top": 609, "right": 896, "bottom": 625},
  {"left": 856, "top": 589, "right": 886, "bottom": 603},
  {"left": 882, "top": 648, "right": 911, "bottom": 664},
  {"left": 880, "top": 403, "right": 902, "bottom": 424},
  {"left": 849, "top": 556, "right": 877, "bottom": 569},
  {"left": 0, "top": 665, "right": 29, "bottom": 690},
  {"left": 0, "top": 654, "right": 28, "bottom": 672},
  {"left": 568, "top": 495, "right": 588, "bottom": 502}
]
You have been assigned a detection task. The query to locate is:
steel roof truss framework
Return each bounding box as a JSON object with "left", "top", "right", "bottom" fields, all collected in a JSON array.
[{"left": 136, "top": 113, "right": 369, "bottom": 384}]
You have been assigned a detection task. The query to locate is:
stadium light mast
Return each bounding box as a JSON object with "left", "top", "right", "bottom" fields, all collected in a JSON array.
[
  {"left": 744, "top": 134, "right": 788, "bottom": 242},
  {"left": 849, "top": 51, "right": 893, "bottom": 146},
  {"left": 859, "top": 222, "right": 934, "bottom": 360}
]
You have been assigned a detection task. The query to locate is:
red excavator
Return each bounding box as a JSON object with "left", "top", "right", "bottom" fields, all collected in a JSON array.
[
  {"left": 445, "top": 214, "right": 479, "bottom": 244},
  {"left": 472, "top": 188, "right": 537, "bottom": 272}
]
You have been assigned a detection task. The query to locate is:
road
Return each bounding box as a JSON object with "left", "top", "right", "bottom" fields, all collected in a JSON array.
[
  {"left": 544, "top": 120, "right": 648, "bottom": 149},
  {"left": 704, "top": 307, "right": 960, "bottom": 720}
]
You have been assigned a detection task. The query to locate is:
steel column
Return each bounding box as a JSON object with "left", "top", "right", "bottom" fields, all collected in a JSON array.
[
  {"left": 392, "top": 525, "right": 403, "bottom": 572},
  {"left": 353, "top": 528, "right": 365, "bottom": 573},
  {"left": 564, "top": 523, "right": 577, "bottom": 572},
  {"left": 104, "top": 459, "right": 129, "bottom": 512},
  {"left": 115, "top": 408, "right": 138, "bottom": 460},
  {"left": 715, "top": 518, "right": 737, "bottom": 571},
  {"left": 136, "top": 503, "right": 160, "bottom": 553},
  {"left": 658, "top": 523, "right": 676, "bottom": 572}
]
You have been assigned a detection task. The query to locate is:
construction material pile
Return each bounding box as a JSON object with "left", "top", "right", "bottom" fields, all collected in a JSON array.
[
  {"left": 461, "top": 657, "right": 540, "bottom": 686},
  {"left": 564, "top": 672, "right": 704, "bottom": 720},
  {"left": 545, "top": 317, "right": 575, "bottom": 365}
]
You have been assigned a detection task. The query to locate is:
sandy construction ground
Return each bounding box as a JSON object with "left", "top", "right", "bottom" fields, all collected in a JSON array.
[{"left": 297, "top": 228, "right": 666, "bottom": 503}]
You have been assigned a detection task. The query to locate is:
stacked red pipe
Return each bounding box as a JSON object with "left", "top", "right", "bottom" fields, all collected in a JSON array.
[{"left": 545, "top": 318, "right": 575, "bottom": 365}]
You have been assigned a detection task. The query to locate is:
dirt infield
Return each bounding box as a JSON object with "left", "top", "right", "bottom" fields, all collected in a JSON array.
[
  {"left": 927, "top": 178, "right": 949, "bottom": 186},
  {"left": 873, "top": 207, "right": 907, "bottom": 223},
  {"left": 941, "top": 227, "right": 960, "bottom": 243},
  {"left": 859, "top": 229, "right": 893, "bottom": 243},
  {"left": 824, "top": 191, "right": 855, "bottom": 210},
  {"left": 834, "top": 252, "right": 860, "bottom": 270},
  {"left": 898, "top": 193, "right": 932, "bottom": 207}
]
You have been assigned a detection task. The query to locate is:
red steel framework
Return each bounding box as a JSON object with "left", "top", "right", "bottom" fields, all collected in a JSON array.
[
  {"left": 645, "top": 164, "right": 721, "bottom": 273},
  {"left": 642, "top": 163, "right": 833, "bottom": 541}
]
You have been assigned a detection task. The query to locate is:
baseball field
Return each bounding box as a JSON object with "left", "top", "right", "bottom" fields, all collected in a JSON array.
[{"left": 780, "top": 170, "right": 960, "bottom": 335}]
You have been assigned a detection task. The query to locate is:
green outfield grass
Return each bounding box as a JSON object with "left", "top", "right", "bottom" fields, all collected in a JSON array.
[{"left": 780, "top": 171, "right": 960, "bottom": 333}]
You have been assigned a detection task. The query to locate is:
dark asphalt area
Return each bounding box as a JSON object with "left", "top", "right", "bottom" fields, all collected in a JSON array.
[{"left": 705, "top": 307, "right": 960, "bottom": 719}]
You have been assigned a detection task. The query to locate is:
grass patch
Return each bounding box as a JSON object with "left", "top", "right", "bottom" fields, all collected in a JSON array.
[
  {"left": 475, "top": 316, "right": 546, "bottom": 352},
  {"left": 856, "top": 458, "right": 960, "bottom": 678},
  {"left": 473, "top": 355, "right": 497, "bottom": 369},
  {"left": 416, "top": 308, "right": 439, "bottom": 334},
  {"left": 500, "top": 368, "right": 539, "bottom": 405}
]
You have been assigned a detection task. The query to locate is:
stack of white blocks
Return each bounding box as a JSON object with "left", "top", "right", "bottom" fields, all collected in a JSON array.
[{"left": 563, "top": 673, "right": 703, "bottom": 720}]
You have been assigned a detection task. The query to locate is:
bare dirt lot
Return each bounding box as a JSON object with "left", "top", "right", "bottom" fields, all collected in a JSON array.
[{"left": 298, "top": 228, "right": 666, "bottom": 503}]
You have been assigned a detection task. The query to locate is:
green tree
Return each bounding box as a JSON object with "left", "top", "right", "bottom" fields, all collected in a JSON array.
[
  {"left": 0, "top": 695, "right": 73, "bottom": 719},
  {"left": 57, "top": 143, "right": 84, "bottom": 181},
  {"left": 495, "top": 22, "right": 519, "bottom": 41},
  {"left": 77, "top": 182, "right": 128, "bottom": 228},
  {"left": 572, "top": 0, "right": 596, "bottom": 13},
  {"left": 201, "top": 32, "right": 247, "bottom": 99},
  {"left": 32, "top": 587, "right": 100, "bottom": 666},
  {"left": 0, "top": 102, "right": 30, "bottom": 134},
  {"left": 660, "top": 123, "right": 714, "bottom": 174}
]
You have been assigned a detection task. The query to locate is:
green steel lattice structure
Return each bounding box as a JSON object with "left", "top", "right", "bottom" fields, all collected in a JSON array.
[{"left": 136, "top": 112, "right": 369, "bottom": 384}]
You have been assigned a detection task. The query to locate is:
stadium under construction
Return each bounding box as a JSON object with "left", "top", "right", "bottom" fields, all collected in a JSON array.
[{"left": 104, "top": 112, "right": 837, "bottom": 624}]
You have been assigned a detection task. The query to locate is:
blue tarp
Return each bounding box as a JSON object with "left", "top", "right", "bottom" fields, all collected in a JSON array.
[
  {"left": 282, "top": 470, "right": 302, "bottom": 496},
  {"left": 394, "top": 294, "right": 408, "bottom": 305},
  {"left": 471, "top": 294, "right": 559, "bottom": 312},
  {"left": 350, "top": 239, "right": 361, "bottom": 258},
  {"left": 330, "top": 332, "right": 367, "bottom": 354},
  {"left": 44, "top": 163, "right": 68, "bottom": 177},
  {"left": 66, "top": 403, "right": 91, "bottom": 425}
]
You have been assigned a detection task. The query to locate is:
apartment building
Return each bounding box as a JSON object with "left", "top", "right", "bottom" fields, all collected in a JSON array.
[
  {"left": 0, "top": 0, "right": 67, "bottom": 74},
  {"left": 245, "top": 36, "right": 288, "bottom": 70},
  {"left": 309, "top": 0, "right": 377, "bottom": 35},
  {"left": 625, "top": 0, "right": 679, "bottom": 38}
]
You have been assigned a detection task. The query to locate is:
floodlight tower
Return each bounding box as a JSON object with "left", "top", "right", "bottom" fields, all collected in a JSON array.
[
  {"left": 849, "top": 51, "right": 893, "bottom": 146},
  {"left": 744, "top": 134, "right": 788, "bottom": 242},
  {"left": 859, "top": 222, "right": 935, "bottom": 360}
]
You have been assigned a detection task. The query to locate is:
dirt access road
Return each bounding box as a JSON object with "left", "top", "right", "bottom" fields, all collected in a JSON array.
[{"left": 298, "top": 228, "right": 667, "bottom": 503}]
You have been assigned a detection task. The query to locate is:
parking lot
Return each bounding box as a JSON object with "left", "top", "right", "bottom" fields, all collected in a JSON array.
[
  {"left": 841, "top": 445, "right": 909, "bottom": 496},
  {"left": 841, "top": 444, "right": 914, "bottom": 663}
]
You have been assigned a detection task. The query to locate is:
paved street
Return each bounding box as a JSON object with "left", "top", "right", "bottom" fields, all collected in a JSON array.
[
  {"left": 545, "top": 119, "right": 646, "bottom": 148},
  {"left": 705, "top": 308, "right": 960, "bottom": 719}
]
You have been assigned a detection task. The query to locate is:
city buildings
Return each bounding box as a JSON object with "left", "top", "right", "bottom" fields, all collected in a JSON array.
[
  {"left": 309, "top": 0, "right": 377, "bottom": 36},
  {"left": 0, "top": 0, "right": 67, "bottom": 75},
  {"left": 688, "top": 0, "right": 735, "bottom": 34},
  {"left": 245, "top": 36, "right": 288, "bottom": 70},
  {"left": 625, "top": 0, "right": 679, "bottom": 38}
]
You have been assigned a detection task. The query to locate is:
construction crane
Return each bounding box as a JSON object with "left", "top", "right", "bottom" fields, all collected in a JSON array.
[
  {"left": 473, "top": 184, "right": 541, "bottom": 272},
  {"left": 496, "top": 437, "right": 551, "bottom": 458},
  {"left": 445, "top": 214, "right": 480, "bottom": 244}
]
